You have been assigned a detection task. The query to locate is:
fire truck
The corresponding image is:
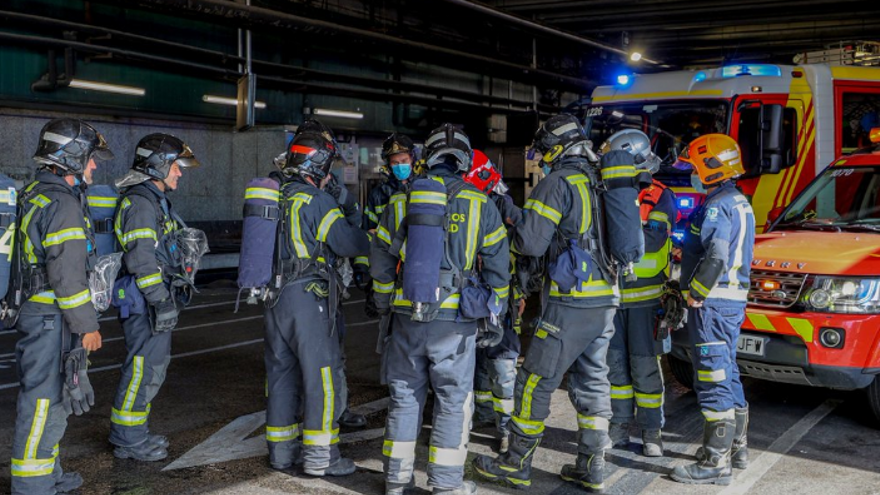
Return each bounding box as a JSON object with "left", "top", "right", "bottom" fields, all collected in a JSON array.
[{"left": 579, "top": 61, "right": 880, "bottom": 422}]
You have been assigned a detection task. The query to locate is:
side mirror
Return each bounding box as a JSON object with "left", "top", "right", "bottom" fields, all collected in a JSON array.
[{"left": 761, "top": 104, "right": 785, "bottom": 174}]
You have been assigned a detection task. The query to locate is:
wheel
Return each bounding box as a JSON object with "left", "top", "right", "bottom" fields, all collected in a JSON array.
[
  {"left": 867, "top": 375, "right": 880, "bottom": 426},
  {"left": 668, "top": 354, "right": 695, "bottom": 390}
]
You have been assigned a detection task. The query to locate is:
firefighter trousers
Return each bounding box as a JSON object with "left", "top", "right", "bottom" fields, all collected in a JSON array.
[
  {"left": 264, "top": 281, "right": 347, "bottom": 471},
  {"left": 383, "top": 314, "right": 477, "bottom": 490},
  {"left": 473, "top": 321, "right": 519, "bottom": 434},
  {"left": 608, "top": 303, "right": 665, "bottom": 430},
  {"left": 510, "top": 303, "right": 615, "bottom": 455},
  {"left": 110, "top": 308, "right": 172, "bottom": 447},
  {"left": 11, "top": 307, "right": 72, "bottom": 495},
  {"left": 687, "top": 301, "right": 748, "bottom": 421}
]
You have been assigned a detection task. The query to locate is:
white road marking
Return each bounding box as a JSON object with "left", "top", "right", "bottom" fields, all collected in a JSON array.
[{"left": 717, "top": 399, "right": 841, "bottom": 495}]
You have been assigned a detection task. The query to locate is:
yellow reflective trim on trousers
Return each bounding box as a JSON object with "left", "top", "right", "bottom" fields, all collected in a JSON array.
[
  {"left": 698, "top": 369, "right": 727, "bottom": 383},
  {"left": 42, "top": 227, "right": 86, "bottom": 247},
  {"left": 411, "top": 190, "right": 446, "bottom": 205},
  {"left": 136, "top": 272, "right": 163, "bottom": 289},
  {"left": 691, "top": 280, "right": 711, "bottom": 298},
  {"left": 383, "top": 439, "right": 416, "bottom": 459},
  {"left": 56, "top": 289, "right": 91, "bottom": 309},
  {"left": 610, "top": 385, "right": 634, "bottom": 400},
  {"left": 244, "top": 187, "right": 280, "bottom": 201},
  {"left": 110, "top": 406, "right": 150, "bottom": 426},
  {"left": 354, "top": 256, "right": 369, "bottom": 266},
  {"left": 321, "top": 367, "right": 335, "bottom": 433},
  {"left": 601, "top": 165, "right": 638, "bottom": 180},
  {"left": 316, "top": 209, "right": 343, "bottom": 243},
  {"left": 703, "top": 409, "right": 735, "bottom": 422},
  {"left": 11, "top": 456, "right": 56, "bottom": 478},
  {"left": 511, "top": 416, "right": 544, "bottom": 435},
  {"left": 465, "top": 197, "right": 483, "bottom": 270},
  {"left": 289, "top": 195, "right": 310, "bottom": 258},
  {"left": 392, "top": 290, "right": 460, "bottom": 309},
  {"left": 483, "top": 225, "right": 506, "bottom": 247},
  {"left": 376, "top": 225, "right": 392, "bottom": 245},
  {"left": 493, "top": 285, "right": 510, "bottom": 300},
  {"left": 621, "top": 284, "right": 664, "bottom": 303},
  {"left": 564, "top": 174, "right": 592, "bottom": 234},
  {"left": 122, "top": 356, "right": 144, "bottom": 412},
  {"left": 475, "top": 390, "right": 493, "bottom": 403},
  {"left": 302, "top": 428, "right": 339, "bottom": 446},
  {"left": 25, "top": 398, "right": 50, "bottom": 460},
  {"left": 121, "top": 228, "right": 157, "bottom": 246},
  {"left": 373, "top": 280, "right": 394, "bottom": 294},
  {"left": 266, "top": 423, "right": 300, "bottom": 442},
  {"left": 28, "top": 291, "right": 55, "bottom": 304},
  {"left": 429, "top": 445, "right": 468, "bottom": 466},
  {"left": 550, "top": 279, "right": 616, "bottom": 298},
  {"left": 634, "top": 392, "right": 663, "bottom": 409},
  {"left": 577, "top": 415, "right": 610, "bottom": 431},
  {"left": 520, "top": 373, "right": 541, "bottom": 420},
  {"left": 493, "top": 397, "right": 514, "bottom": 414},
  {"left": 524, "top": 199, "right": 562, "bottom": 225}
]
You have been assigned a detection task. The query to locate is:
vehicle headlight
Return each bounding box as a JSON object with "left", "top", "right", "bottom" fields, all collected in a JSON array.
[{"left": 804, "top": 277, "right": 880, "bottom": 314}]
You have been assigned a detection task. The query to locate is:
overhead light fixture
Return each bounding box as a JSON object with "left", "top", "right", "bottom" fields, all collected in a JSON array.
[
  {"left": 202, "top": 95, "right": 267, "bottom": 109},
  {"left": 312, "top": 108, "right": 364, "bottom": 120},
  {"left": 629, "top": 52, "right": 643, "bottom": 62},
  {"left": 68, "top": 78, "right": 145, "bottom": 96}
]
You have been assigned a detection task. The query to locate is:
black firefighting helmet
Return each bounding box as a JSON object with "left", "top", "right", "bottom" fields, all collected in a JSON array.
[
  {"left": 33, "top": 118, "right": 113, "bottom": 175},
  {"left": 531, "top": 114, "right": 588, "bottom": 168},
  {"left": 382, "top": 133, "right": 415, "bottom": 162},
  {"left": 117, "top": 133, "right": 200, "bottom": 188},
  {"left": 424, "top": 123, "right": 472, "bottom": 172},
  {"left": 284, "top": 120, "right": 338, "bottom": 181}
]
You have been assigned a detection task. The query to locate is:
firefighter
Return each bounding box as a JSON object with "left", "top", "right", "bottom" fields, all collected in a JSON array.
[
  {"left": 600, "top": 129, "right": 677, "bottom": 457},
  {"left": 671, "top": 133, "right": 754, "bottom": 485},
  {"left": 474, "top": 114, "right": 641, "bottom": 492},
  {"left": 263, "top": 121, "right": 370, "bottom": 476},
  {"left": 108, "top": 133, "right": 200, "bottom": 461},
  {"left": 372, "top": 124, "right": 509, "bottom": 495},
  {"left": 10, "top": 119, "right": 112, "bottom": 495},
  {"left": 466, "top": 150, "right": 523, "bottom": 455}
]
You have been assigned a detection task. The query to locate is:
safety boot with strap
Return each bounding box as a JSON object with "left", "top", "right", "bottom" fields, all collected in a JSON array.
[
  {"left": 560, "top": 451, "right": 607, "bottom": 493},
  {"left": 671, "top": 417, "right": 735, "bottom": 485},
  {"left": 694, "top": 407, "right": 748, "bottom": 469},
  {"left": 472, "top": 433, "right": 539, "bottom": 489}
]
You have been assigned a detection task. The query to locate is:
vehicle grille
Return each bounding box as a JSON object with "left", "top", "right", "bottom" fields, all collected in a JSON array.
[
  {"left": 738, "top": 360, "right": 814, "bottom": 386},
  {"left": 748, "top": 270, "right": 808, "bottom": 309}
]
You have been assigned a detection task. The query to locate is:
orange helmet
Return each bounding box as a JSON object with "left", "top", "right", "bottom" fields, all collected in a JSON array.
[{"left": 674, "top": 133, "right": 745, "bottom": 185}]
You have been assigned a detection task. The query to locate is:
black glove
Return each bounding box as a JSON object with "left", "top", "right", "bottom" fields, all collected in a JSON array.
[
  {"left": 476, "top": 317, "right": 504, "bottom": 349},
  {"left": 326, "top": 177, "right": 359, "bottom": 217},
  {"left": 353, "top": 264, "right": 372, "bottom": 291},
  {"left": 153, "top": 298, "right": 179, "bottom": 332},
  {"left": 364, "top": 289, "right": 379, "bottom": 318},
  {"left": 62, "top": 347, "right": 94, "bottom": 416}
]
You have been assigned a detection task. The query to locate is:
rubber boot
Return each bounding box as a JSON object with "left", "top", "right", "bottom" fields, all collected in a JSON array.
[
  {"left": 113, "top": 440, "right": 168, "bottom": 462},
  {"left": 339, "top": 409, "right": 367, "bottom": 428},
  {"left": 695, "top": 407, "right": 748, "bottom": 469},
  {"left": 148, "top": 433, "right": 170, "bottom": 449},
  {"left": 671, "top": 418, "right": 735, "bottom": 485},
  {"left": 55, "top": 472, "right": 84, "bottom": 493},
  {"left": 608, "top": 422, "right": 630, "bottom": 448},
  {"left": 434, "top": 480, "right": 477, "bottom": 494},
  {"left": 560, "top": 452, "right": 606, "bottom": 493},
  {"left": 385, "top": 477, "right": 415, "bottom": 495},
  {"left": 472, "top": 433, "right": 540, "bottom": 489},
  {"left": 269, "top": 442, "right": 303, "bottom": 471},
  {"left": 641, "top": 429, "right": 663, "bottom": 457},
  {"left": 304, "top": 457, "right": 356, "bottom": 477}
]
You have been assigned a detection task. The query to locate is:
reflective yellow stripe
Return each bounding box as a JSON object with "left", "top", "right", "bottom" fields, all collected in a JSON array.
[
  {"left": 577, "top": 415, "right": 610, "bottom": 430},
  {"left": 11, "top": 456, "right": 56, "bottom": 478},
  {"left": 475, "top": 390, "right": 493, "bottom": 403},
  {"left": 610, "top": 385, "right": 634, "bottom": 400},
  {"left": 464, "top": 196, "right": 483, "bottom": 270},
  {"left": 411, "top": 190, "right": 446, "bottom": 205},
  {"left": 266, "top": 424, "right": 300, "bottom": 442},
  {"left": 601, "top": 165, "right": 638, "bottom": 180},
  {"left": 56, "top": 289, "right": 91, "bottom": 309},
  {"left": 691, "top": 280, "right": 711, "bottom": 298},
  {"left": 122, "top": 356, "right": 144, "bottom": 412},
  {"left": 25, "top": 398, "right": 50, "bottom": 460},
  {"left": 365, "top": 209, "right": 379, "bottom": 223},
  {"left": 429, "top": 445, "right": 468, "bottom": 466},
  {"left": 317, "top": 209, "right": 343, "bottom": 243},
  {"left": 383, "top": 440, "right": 416, "bottom": 459},
  {"left": 244, "top": 187, "right": 280, "bottom": 201},
  {"left": 28, "top": 291, "right": 55, "bottom": 304},
  {"left": 747, "top": 313, "right": 775, "bottom": 332},
  {"left": 482, "top": 225, "right": 506, "bottom": 247},
  {"left": 121, "top": 228, "right": 157, "bottom": 246},
  {"left": 42, "top": 227, "right": 86, "bottom": 247},
  {"left": 392, "top": 195, "right": 406, "bottom": 230},
  {"left": 20, "top": 201, "right": 43, "bottom": 263},
  {"left": 87, "top": 196, "right": 118, "bottom": 208},
  {"left": 698, "top": 369, "right": 727, "bottom": 383},
  {"left": 376, "top": 225, "right": 392, "bottom": 245},
  {"left": 550, "top": 279, "right": 617, "bottom": 298},
  {"left": 373, "top": 280, "right": 395, "bottom": 294},
  {"left": 136, "top": 273, "right": 163, "bottom": 289},
  {"left": 289, "top": 194, "right": 311, "bottom": 258},
  {"left": 375, "top": 204, "right": 386, "bottom": 214},
  {"left": 31, "top": 194, "right": 50, "bottom": 207},
  {"left": 703, "top": 409, "right": 735, "bottom": 422},
  {"left": 524, "top": 199, "right": 562, "bottom": 225},
  {"left": 647, "top": 210, "right": 671, "bottom": 229},
  {"left": 110, "top": 406, "right": 150, "bottom": 426},
  {"left": 621, "top": 284, "right": 664, "bottom": 303},
  {"left": 493, "top": 285, "right": 510, "bottom": 300},
  {"left": 788, "top": 318, "right": 814, "bottom": 343},
  {"left": 354, "top": 256, "right": 369, "bottom": 266},
  {"left": 635, "top": 392, "right": 663, "bottom": 409},
  {"left": 392, "top": 291, "right": 460, "bottom": 309},
  {"left": 511, "top": 416, "right": 544, "bottom": 435},
  {"left": 321, "top": 366, "right": 334, "bottom": 433},
  {"left": 564, "top": 174, "right": 592, "bottom": 234},
  {"left": 493, "top": 397, "right": 514, "bottom": 414},
  {"left": 302, "top": 428, "right": 339, "bottom": 446},
  {"left": 520, "top": 373, "right": 540, "bottom": 420}
]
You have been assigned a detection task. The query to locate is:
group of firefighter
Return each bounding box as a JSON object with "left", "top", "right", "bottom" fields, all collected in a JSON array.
[{"left": 9, "top": 112, "right": 755, "bottom": 495}]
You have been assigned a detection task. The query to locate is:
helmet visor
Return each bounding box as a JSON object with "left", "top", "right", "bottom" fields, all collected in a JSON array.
[
  {"left": 92, "top": 132, "right": 115, "bottom": 161},
  {"left": 175, "top": 143, "right": 200, "bottom": 168}
]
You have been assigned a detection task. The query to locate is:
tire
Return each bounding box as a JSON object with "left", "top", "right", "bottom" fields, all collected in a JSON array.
[
  {"left": 868, "top": 375, "right": 880, "bottom": 427},
  {"left": 668, "top": 354, "right": 695, "bottom": 390}
]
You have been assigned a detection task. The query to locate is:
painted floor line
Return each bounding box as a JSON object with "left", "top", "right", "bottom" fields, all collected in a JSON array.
[{"left": 717, "top": 399, "right": 841, "bottom": 495}]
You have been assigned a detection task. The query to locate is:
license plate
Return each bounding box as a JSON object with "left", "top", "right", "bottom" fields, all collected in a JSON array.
[{"left": 737, "top": 335, "right": 766, "bottom": 357}]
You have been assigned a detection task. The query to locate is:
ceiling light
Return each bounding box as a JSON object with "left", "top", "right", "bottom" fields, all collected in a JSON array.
[
  {"left": 313, "top": 108, "right": 364, "bottom": 120},
  {"left": 68, "top": 79, "right": 145, "bottom": 96},
  {"left": 202, "top": 95, "right": 267, "bottom": 109},
  {"left": 629, "top": 52, "right": 643, "bottom": 62}
]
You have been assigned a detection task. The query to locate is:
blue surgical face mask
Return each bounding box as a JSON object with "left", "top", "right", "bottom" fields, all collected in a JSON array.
[
  {"left": 391, "top": 163, "right": 412, "bottom": 181},
  {"left": 690, "top": 173, "right": 707, "bottom": 194},
  {"left": 541, "top": 165, "right": 552, "bottom": 177}
]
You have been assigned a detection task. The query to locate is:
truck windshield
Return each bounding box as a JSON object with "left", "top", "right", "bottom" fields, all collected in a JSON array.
[
  {"left": 775, "top": 166, "right": 880, "bottom": 232},
  {"left": 582, "top": 100, "right": 729, "bottom": 175}
]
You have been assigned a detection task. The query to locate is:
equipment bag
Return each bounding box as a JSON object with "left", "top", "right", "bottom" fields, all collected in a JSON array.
[
  {"left": 599, "top": 150, "right": 644, "bottom": 271},
  {"left": 0, "top": 175, "right": 16, "bottom": 302},
  {"left": 237, "top": 178, "right": 281, "bottom": 303},
  {"left": 86, "top": 184, "right": 121, "bottom": 257},
  {"left": 547, "top": 238, "right": 593, "bottom": 293},
  {"left": 112, "top": 274, "right": 146, "bottom": 319}
]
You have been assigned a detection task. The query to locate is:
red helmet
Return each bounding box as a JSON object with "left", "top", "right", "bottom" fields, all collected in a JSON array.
[{"left": 464, "top": 150, "right": 508, "bottom": 195}]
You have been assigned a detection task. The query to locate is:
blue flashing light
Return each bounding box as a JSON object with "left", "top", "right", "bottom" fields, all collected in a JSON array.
[
  {"left": 616, "top": 74, "right": 631, "bottom": 86},
  {"left": 693, "top": 71, "right": 707, "bottom": 83},
  {"left": 721, "top": 64, "right": 782, "bottom": 78},
  {"left": 678, "top": 197, "right": 694, "bottom": 209},
  {"left": 672, "top": 230, "right": 685, "bottom": 243}
]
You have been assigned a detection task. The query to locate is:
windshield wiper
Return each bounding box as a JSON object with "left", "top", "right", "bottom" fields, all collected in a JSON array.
[
  {"left": 841, "top": 222, "right": 880, "bottom": 232},
  {"left": 783, "top": 220, "right": 842, "bottom": 232}
]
